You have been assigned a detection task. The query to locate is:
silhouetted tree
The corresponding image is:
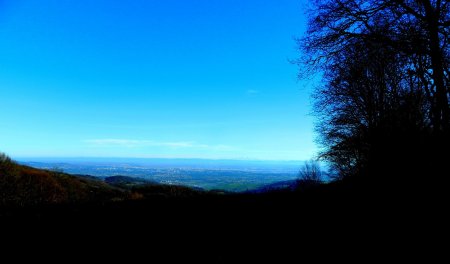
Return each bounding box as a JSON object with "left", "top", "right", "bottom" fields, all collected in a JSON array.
[
  {"left": 296, "top": 160, "right": 324, "bottom": 191},
  {"left": 299, "top": 160, "right": 323, "bottom": 182},
  {"left": 299, "top": 0, "right": 449, "bottom": 133},
  {"left": 297, "top": 0, "right": 449, "bottom": 182}
]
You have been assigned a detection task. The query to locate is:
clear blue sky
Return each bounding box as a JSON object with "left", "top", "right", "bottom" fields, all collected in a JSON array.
[{"left": 0, "top": 0, "right": 316, "bottom": 160}]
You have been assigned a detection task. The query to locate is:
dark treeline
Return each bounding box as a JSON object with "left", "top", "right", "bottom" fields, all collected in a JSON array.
[{"left": 297, "top": 0, "right": 449, "bottom": 187}]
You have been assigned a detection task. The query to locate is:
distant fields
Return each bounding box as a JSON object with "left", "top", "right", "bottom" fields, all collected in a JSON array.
[{"left": 19, "top": 159, "right": 300, "bottom": 192}]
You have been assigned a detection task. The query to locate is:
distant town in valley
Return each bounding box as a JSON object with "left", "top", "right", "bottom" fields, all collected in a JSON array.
[{"left": 18, "top": 158, "right": 302, "bottom": 192}]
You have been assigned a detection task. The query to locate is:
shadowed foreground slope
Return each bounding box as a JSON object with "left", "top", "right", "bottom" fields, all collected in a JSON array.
[{"left": 1, "top": 154, "right": 446, "bottom": 262}]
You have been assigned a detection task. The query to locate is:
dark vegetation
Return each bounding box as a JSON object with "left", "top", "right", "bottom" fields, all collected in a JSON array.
[
  {"left": 295, "top": 0, "right": 449, "bottom": 190},
  {"left": 1, "top": 154, "right": 335, "bottom": 262},
  {"left": 1, "top": 152, "right": 443, "bottom": 262},
  {"left": 0, "top": 153, "right": 125, "bottom": 208}
]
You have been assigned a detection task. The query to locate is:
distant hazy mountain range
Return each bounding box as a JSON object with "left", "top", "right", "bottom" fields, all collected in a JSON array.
[{"left": 17, "top": 158, "right": 302, "bottom": 192}]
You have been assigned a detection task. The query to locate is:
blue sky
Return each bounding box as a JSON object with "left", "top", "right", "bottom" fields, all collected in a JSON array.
[{"left": 0, "top": 0, "right": 317, "bottom": 160}]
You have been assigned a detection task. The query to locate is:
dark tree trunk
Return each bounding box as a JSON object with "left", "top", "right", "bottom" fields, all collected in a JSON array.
[{"left": 422, "top": 0, "right": 450, "bottom": 132}]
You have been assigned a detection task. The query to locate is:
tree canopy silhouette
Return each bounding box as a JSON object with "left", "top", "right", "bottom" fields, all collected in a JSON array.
[{"left": 297, "top": 0, "right": 449, "bottom": 182}]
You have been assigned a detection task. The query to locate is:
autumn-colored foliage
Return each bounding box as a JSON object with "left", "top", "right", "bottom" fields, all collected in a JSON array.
[
  {"left": 0, "top": 153, "right": 125, "bottom": 207},
  {"left": 0, "top": 153, "right": 211, "bottom": 209}
]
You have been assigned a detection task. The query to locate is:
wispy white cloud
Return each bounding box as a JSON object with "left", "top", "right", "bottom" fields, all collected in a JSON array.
[
  {"left": 84, "top": 139, "right": 194, "bottom": 148},
  {"left": 246, "top": 89, "right": 259, "bottom": 95},
  {"left": 208, "top": 144, "right": 235, "bottom": 151},
  {"left": 83, "top": 139, "right": 235, "bottom": 151}
]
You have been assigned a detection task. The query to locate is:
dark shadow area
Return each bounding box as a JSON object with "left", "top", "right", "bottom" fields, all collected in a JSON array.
[{"left": 1, "top": 156, "right": 446, "bottom": 262}]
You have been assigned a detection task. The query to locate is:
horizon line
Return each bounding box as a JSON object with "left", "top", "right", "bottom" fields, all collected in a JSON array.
[{"left": 13, "top": 155, "right": 305, "bottom": 163}]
